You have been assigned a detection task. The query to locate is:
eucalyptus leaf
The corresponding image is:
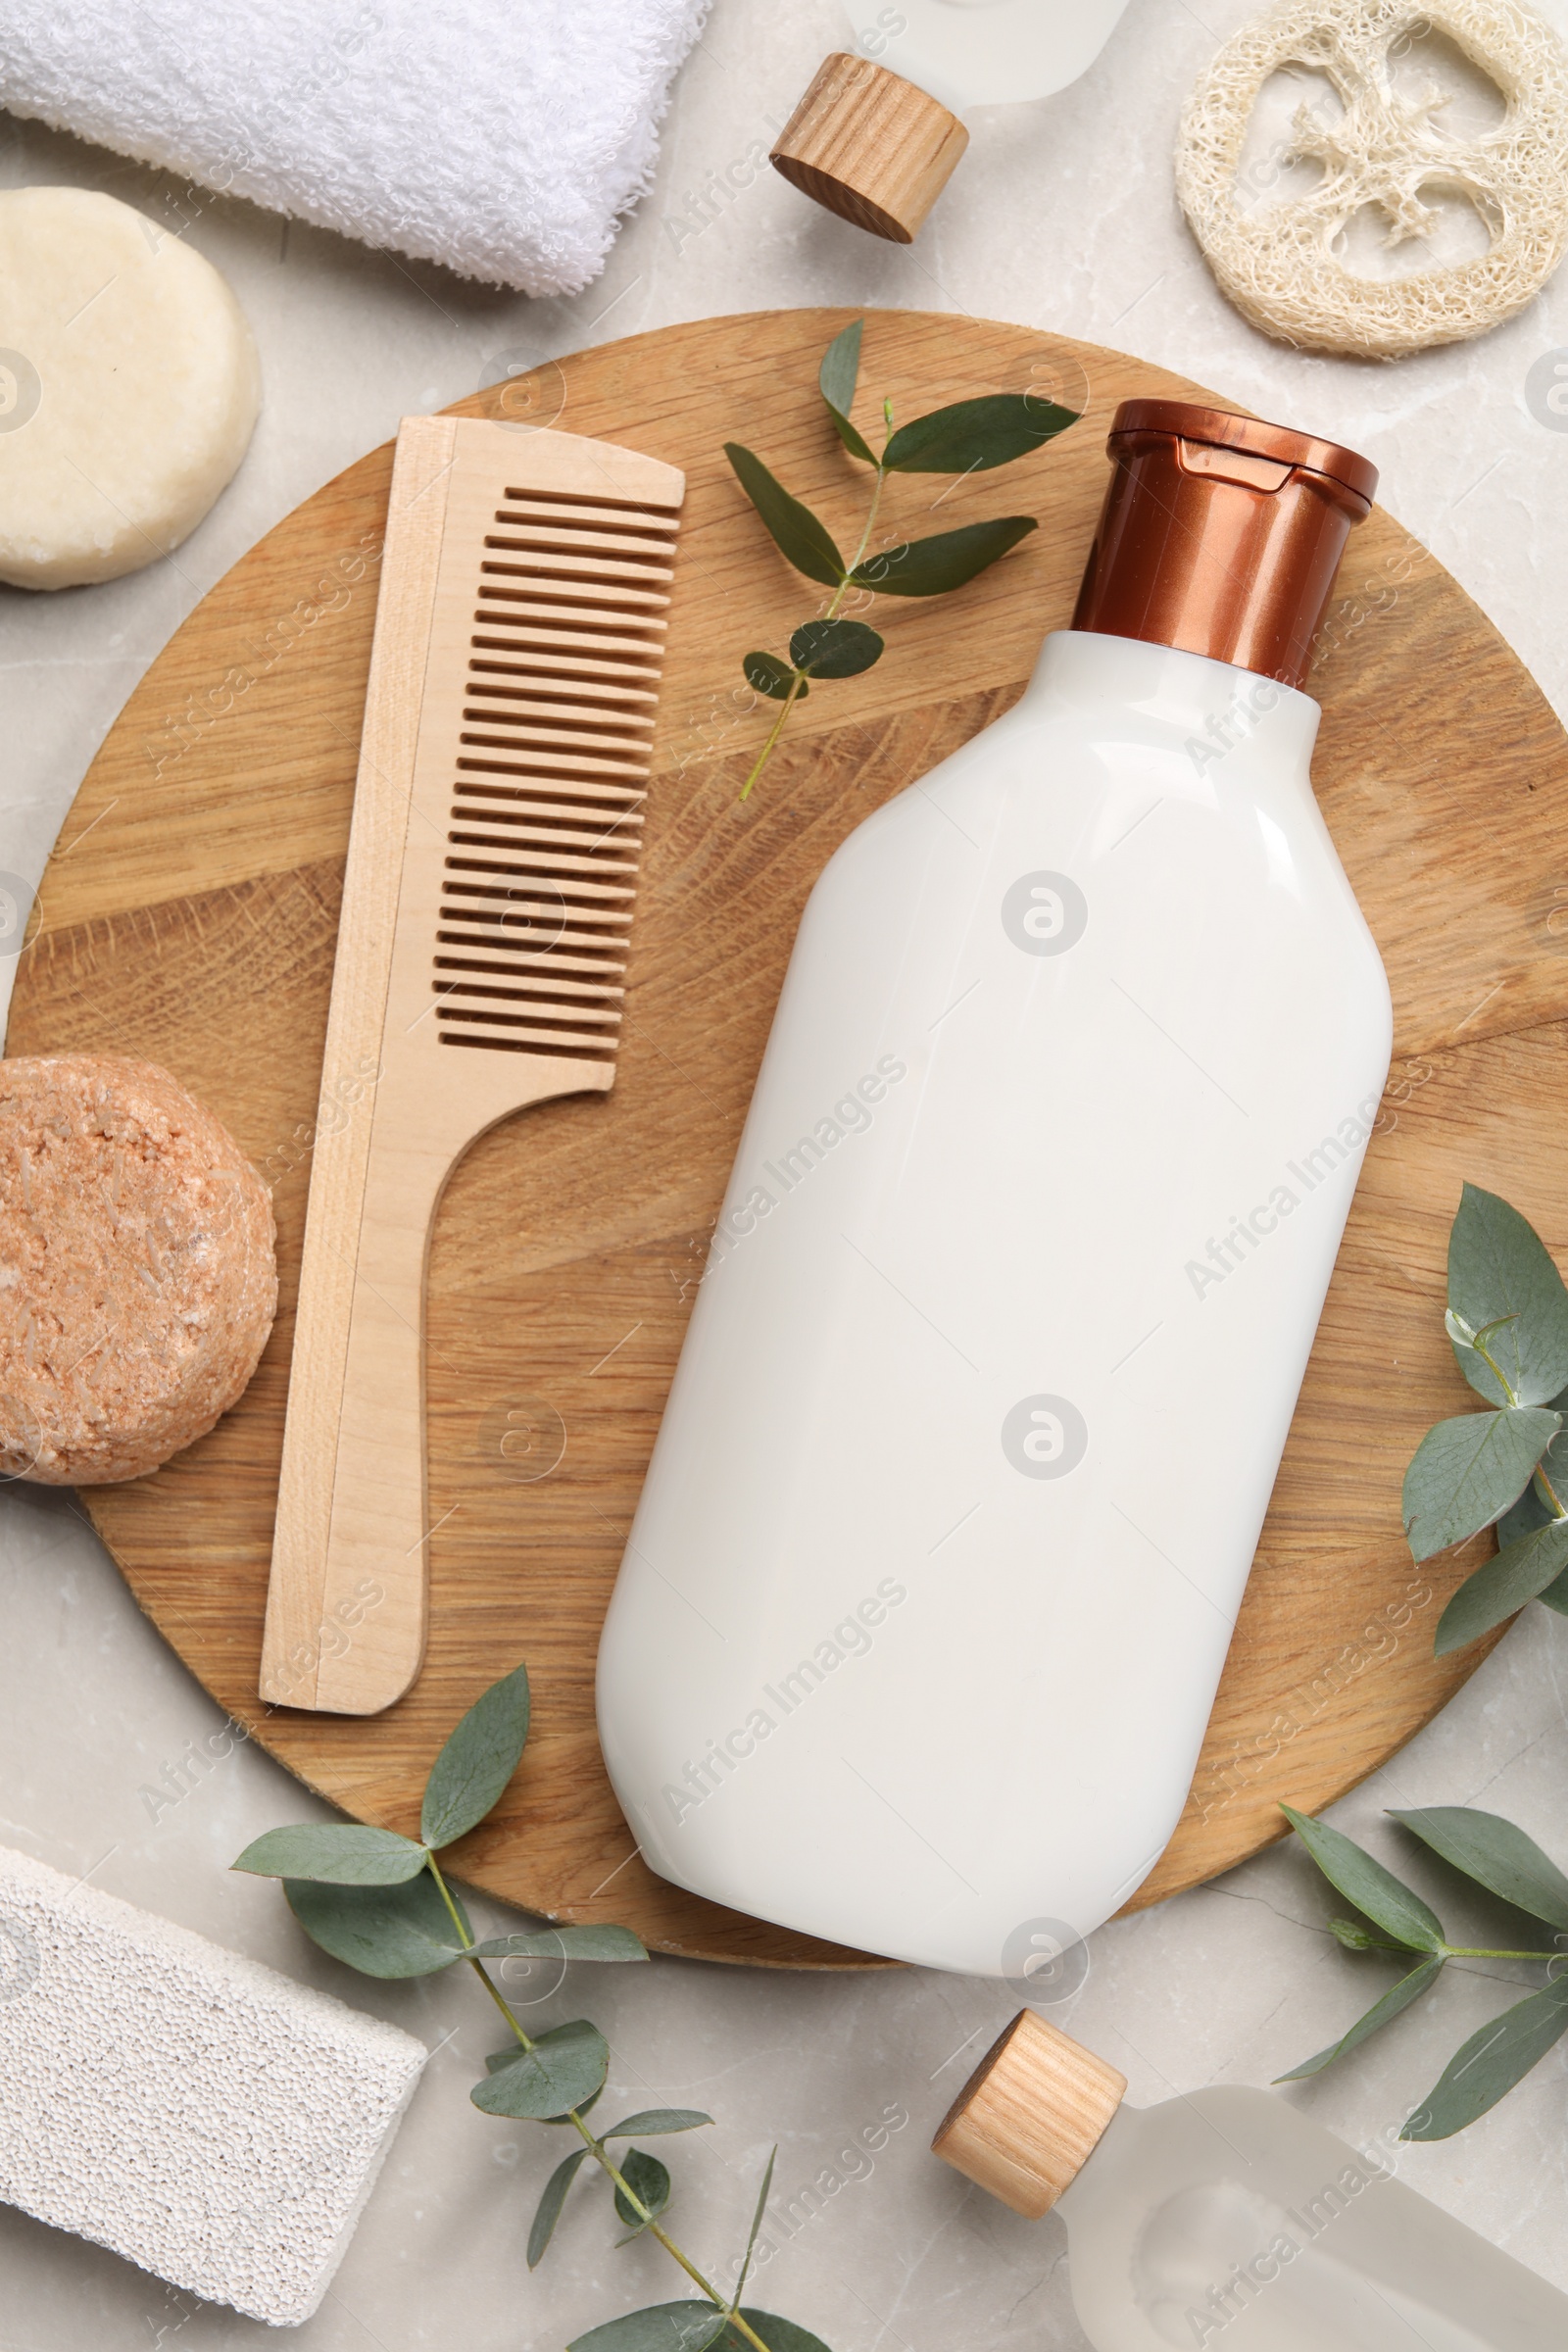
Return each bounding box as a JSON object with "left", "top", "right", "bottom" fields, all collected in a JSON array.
[
  {"left": 1328, "top": 1918, "right": 1389, "bottom": 1951},
  {"left": 601, "top": 2110, "right": 713, "bottom": 2138},
  {"left": 612, "top": 2147, "right": 671, "bottom": 2231},
  {"left": 233, "top": 1824, "right": 428, "bottom": 1885},
  {"left": 467, "top": 1926, "right": 648, "bottom": 1963},
  {"left": 788, "top": 618, "right": 883, "bottom": 679},
  {"left": 1445, "top": 1305, "right": 1520, "bottom": 1404},
  {"left": 567, "top": 2303, "right": 728, "bottom": 2352},
  {"left": 1433, "top": 1515, "right": 1568, "bottom": 1653},
  {"left": 817, "top": 320, "right": 874, "bottom": 465},
  {"left": 471, "top": 2019, "right": 609, "bottom": 2121},
  {"left": 1495, "top": 1474, "right": 1555, "bottom": 1547},
  {"left": 1401, "top": 1973, "right": 1568, "bottom": 2139},
  {"left": 1274, "top": 1956, "right": 1444, "bottom": 2082},
  {"left": 1535, "top": 1413, "right": 1568, "bottom": 1510},
  {"left": 882, "top": 392, "right": 1076, "bottom": 474},
  {"left": 1280, "top": 1806, "right": 1446, "bottom": 1952},
  {"left": 710, "top": 2313, "right": 835, "bottom": 2352},
  {"left": 724, "top": 446, "right": 845, "bottom": 588},
  {"left": 1390, "top": 1806, "right": 1568, "bottom": 1932},
  {"left": 818, "top": 320, "right": 861, "bottom": 416},
  {"left": 1539, "top": 1564, "right": 1568, "bottom": 1616},
  {"left": 486, "top": 2040, "right": 602, "bottom": 2118},
  {"left": 733, "top": 2146, "right": 775, "bottom": 2310},
  {"left": 1494, "top": 1413, "right": 1568, "bottom": 1540},
  {"left": 1400, "top": 1406, "right": 1558, "bottom": 1561},
  {"left": 284, "top": 1872, "right": 468, "bottom": 1978},
  {"left": 849, "top": 515, "right": 1036, "bottom": 598},
  {"left": 528, "top": 2148, "right": 589, "bottom": 2269},
  {"left": 1446, "top": 1183, "right": 1568, "bottom": 1405},
  {"left": 743, "top": 652, "right": 803, "bottom": 702},
  {"left": 419, "top": 1661, "right": 531, "bottom": 1849}
]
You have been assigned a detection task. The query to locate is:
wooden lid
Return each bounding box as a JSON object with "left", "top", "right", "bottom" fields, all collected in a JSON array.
[
  {"left": 931, "top": 2011, "right": 1126, "bottom": 2218},
  {"left": 769, "top": 54, "right": 969, "bottom": 244}
]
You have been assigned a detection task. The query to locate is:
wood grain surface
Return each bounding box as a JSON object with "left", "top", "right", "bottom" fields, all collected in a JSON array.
[
  {"left": 770, "top": 54, "right": 969, "bottom": 242},
  {"left": 10, "top": 309, "right": 1565, "bottom": 1969}
]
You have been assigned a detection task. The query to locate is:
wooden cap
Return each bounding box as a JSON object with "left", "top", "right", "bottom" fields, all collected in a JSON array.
[
  {"left": 770, "top": 53, "right": 969, "bottom": 244},
  {"left": 931, "top": 2011, "right": 1126, "bottom": 2217}
]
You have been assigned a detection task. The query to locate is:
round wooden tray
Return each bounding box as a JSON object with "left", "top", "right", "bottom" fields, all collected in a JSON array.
[{"left": 11, "top": 310, "right": 1565, "bottom": 1966}]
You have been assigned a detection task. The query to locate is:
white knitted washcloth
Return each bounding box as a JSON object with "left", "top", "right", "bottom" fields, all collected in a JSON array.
[
  {"left": 0, "top": 0, "right": 709, "bottom": 296},
  {"left": 0, "top": 1843, "right": 426, "bottom": 2326}
]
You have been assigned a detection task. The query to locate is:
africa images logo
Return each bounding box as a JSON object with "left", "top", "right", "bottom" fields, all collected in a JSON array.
[
  {"left": 1002, "top": 869, "right": 1089, "bottom": 956},
  {"left": 1526, "top": 348, "right": 1568, "bottom": 433},
  {"left": 1002, "top": 1395, "right": 1088, "bottom": 1479},
  {"left": 0, "top": 351, "right": 40, "bottom": 434},
  {"left": 1000, "top": 1916, "right": 1092, "bottom": 2005},
  {"left": 0, "top": 872, "right": 35, "bottom": 957},
  {"left": 0, "top": 1914, "right": 40, "bottom": 2001}
]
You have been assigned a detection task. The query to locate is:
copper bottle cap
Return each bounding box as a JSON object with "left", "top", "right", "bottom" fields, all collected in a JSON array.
[{"left": 1071, "top": 400, "right": 1378, "bottom": 691}]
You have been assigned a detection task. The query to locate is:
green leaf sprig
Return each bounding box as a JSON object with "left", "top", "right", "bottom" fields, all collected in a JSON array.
[
  {"left": 1400, "top": 1182, "right": 1568, "bottom": 1653},
  {"left": 725, "top": 319, "right": 1077, "bottom": 801},
  {"left": 1277, "top": 1802, "right": 1568, "bottom": 2137},
  {"left": 233, "top": 1665, "right": 824, "bottom": 2352}
]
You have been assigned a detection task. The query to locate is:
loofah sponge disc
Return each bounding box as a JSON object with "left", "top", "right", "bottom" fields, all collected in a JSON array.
[{"left": 1176, "top": 0, "right": 1568, "bottom": 358}]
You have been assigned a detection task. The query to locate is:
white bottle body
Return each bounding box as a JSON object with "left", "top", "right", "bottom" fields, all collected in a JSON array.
[
  {"left": 1058, "top": 2086, "right": 1568, "bottom": 2349},
  {"left": 846, "top": 0, "right": 1136, "bottom": 109},
  {"left": 597, "top": 631, "right": 1392, "bottom": 1975}
]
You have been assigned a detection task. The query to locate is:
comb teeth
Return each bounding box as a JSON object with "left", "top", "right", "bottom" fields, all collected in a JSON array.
[{"left": 437, "top": 480, "right": 678, "bottom": 1060}]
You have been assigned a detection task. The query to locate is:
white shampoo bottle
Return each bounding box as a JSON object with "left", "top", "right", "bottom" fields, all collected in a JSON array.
[
  {"left": 933, "top": 2010, "right": 1568, "bottom": 2351},
  {"left": 597, "top": 401, "right": 1393, "bottom": 1975}
]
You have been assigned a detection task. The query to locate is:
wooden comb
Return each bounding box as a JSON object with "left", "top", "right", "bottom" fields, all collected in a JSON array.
[{"left": 259, "top": 414, "right": 685, "bottom": 1714}]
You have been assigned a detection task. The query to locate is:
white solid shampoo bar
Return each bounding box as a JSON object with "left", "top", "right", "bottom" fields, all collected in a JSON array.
[
  {"left": 0, "top": 1843, "right": 425, "bottom": 2325},
  {"left": 0, "top": 186, "right": 260, "bottom": 589}
]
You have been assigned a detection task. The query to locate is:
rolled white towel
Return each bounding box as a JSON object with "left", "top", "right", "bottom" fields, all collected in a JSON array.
[
  {"left": 0, "top": 1843, "right": 426, "bottom": 2326},
  {"left": 0, "top": 0, "right": 709, "bottom": 296}
]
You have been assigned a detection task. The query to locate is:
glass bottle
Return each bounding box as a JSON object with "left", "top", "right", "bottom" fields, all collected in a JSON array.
[
  {"left": 843, "top": 0, "right": 1136, "bottom": 111},
  {"left": 933, "top": 2008, "right": 1568, "bottom": 2350},
  {"left": 770, "top": 0, "right": 1140, "bottom": 240}
]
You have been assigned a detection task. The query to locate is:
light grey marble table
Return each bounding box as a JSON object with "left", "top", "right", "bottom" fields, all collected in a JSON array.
[{"left": 4, "top": 1, "right": 1568, "bottom": 2343}]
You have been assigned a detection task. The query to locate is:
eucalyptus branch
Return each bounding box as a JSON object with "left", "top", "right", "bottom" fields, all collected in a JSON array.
[
  {"left": 1469, "top": 1327, "right": 1518, "bottom": 1406},
  {"left": 232, "top": 1666, "right": 815, "bottom": 2352},
  {"left": 1399, "top": 1186, "right": 1568, "bottom": 1654},
  {"left": 1441, "top": 1943, "right": 1561, "bottom": 1961},
  {"left": 1532, "top": 1461, "right": 1566, "bottom": 1518},
  {"left": 425, "top": 1850, "right": 537, "bottom": 2044},
  {"left": 738, "top": 458, "right": 884, "bottom": 801},
  {"left": 739, "top": 669, "right": 810, "bottom": 802},
  {"left": 724, "top": 318, "right": 1078, "bottom": 800},
  {"left": 1464, "top": 1325, "right": 1568, "bottom": 1520},
  {"left": 1277, "top": 1800, "right": 1568, "bottom": 2137}
]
